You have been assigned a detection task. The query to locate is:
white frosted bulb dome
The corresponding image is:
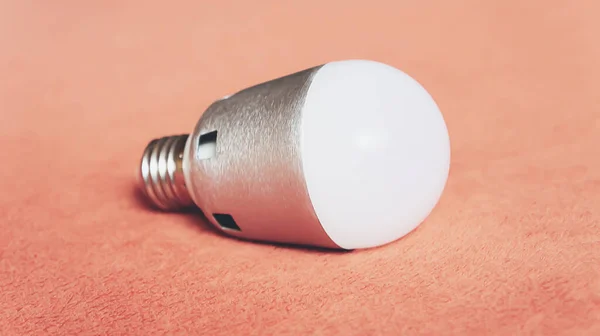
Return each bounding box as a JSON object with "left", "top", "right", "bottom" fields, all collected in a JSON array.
[{"left": 301, "top": 60, "right": 451, "bottom": 249}]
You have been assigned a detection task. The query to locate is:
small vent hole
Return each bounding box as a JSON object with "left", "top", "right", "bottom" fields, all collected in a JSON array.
[
  {"left": 213, "top": 213, "right": 240, "bottom": 231},
  {"left": 197, "top": 130, "right": 217, "bottom": 159}
]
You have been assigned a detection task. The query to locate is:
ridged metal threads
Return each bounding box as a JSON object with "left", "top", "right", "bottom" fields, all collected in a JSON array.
[{"left": 138, "top": 134, "right": 194, "bottom": 210}]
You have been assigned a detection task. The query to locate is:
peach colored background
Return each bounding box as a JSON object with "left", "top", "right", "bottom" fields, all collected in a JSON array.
[{"left": 1, "top": 1, "right": 599, "bottom": 335}]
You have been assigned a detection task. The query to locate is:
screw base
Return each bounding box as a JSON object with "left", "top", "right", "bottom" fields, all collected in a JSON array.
[{"left": 138, "top": 134, "right": 194, "bottom": 211}]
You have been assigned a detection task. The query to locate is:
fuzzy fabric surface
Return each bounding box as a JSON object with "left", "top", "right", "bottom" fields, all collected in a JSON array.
[{"left": 1, "top": 1, "right": 599, "bottom": 335}]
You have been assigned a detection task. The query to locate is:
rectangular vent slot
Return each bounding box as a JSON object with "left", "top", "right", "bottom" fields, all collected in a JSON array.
[
  {"left": 197, "top": 130, "right": 217, "bottom": 159},
  {"left": 213, "top": 213, "right": 240, "bottom": 231}
]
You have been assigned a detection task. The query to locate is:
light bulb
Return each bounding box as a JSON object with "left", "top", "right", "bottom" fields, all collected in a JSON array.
[{"left": 137, "top": 59, "right": 451, "bottom": 250}]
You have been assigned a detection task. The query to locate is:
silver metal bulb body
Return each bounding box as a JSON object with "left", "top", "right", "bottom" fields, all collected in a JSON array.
[{"left": 138, "top": 65, "right": 341, "bottom": 248}]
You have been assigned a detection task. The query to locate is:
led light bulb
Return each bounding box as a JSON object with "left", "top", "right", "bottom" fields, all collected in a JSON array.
[{"left": 138, "top": 60, "right": 450, "bottom": 250}]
